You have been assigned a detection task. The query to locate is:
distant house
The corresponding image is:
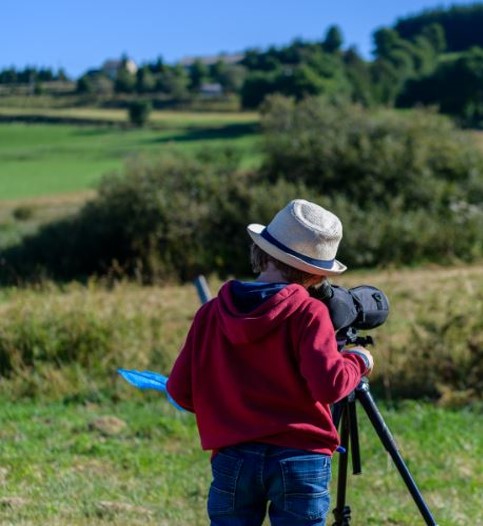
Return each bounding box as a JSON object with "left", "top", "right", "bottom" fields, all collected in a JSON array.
[
  {"left": 199, "top": 82, "right": 224, "bottom": 97},
  {"left": 102, "top": 58, "right": 138, "bottom": 79}
]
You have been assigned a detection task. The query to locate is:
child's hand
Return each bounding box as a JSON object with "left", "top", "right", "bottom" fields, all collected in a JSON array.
[{"left": 342, "top": 346, "right": 374, "bottom": 375}]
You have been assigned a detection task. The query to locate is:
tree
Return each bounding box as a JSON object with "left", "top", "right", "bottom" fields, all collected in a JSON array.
[
  {"left": 189, "top": 59, "right": 209, "bottom": 91},
  {"left": 115, "top": 69, "right": 136, "bottom": 93},
  {"left": 373, "top": 28, "right": 400, "bottom": 58},
  {"left": 394, "top": 4, "right": 483, "bottom": 53},
  {"left": 77, "top": 72, "right": 114, "bottom": 96},
  {"left": 218, "top": 64, "right": 247, "bottom": 93},
  {"left": 399, "top": 47, "right": 483, "bottom": 126},
  {"left": 286, "top": 64, "right": 327, "bottom": 98},
  {"left": 151, "top": 56, "right": 165, "bottom": 74},
  {"left": 128, "top": 100, "right": 152, "bottom": 127},
  {"left": 241, "top": 71, "right": 279, "bottom": 108},
  {"left": 56, "top": 68, "right": 69, "bottom": 81},
  {"left": 157, "top": 65, "right": 190, "bottom": 99},
  {"left": 136, "top": 66, "right": 156, "bottom": 93},
  {"left": 323, "top": 25, "right": 343, "bottom": 53},
  {"left": 344, "top": 47, "right": 375, "bottom": 106},
  {"left": 242, "top": 47, "right": 281, "bottom": 71},
  {"left": 370, "top": 59, "right": 402, "bottom": 105},
  {"left": 76, "top": 75, "right": 92, "bottom": 94},
  {"left": 421, "top": 23, "right": 446, "bottom": 54}
]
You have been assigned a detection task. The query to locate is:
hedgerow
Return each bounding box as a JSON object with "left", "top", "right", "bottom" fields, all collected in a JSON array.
[{"left": 1, "top": 98, "right": 483, "bottom": 285}]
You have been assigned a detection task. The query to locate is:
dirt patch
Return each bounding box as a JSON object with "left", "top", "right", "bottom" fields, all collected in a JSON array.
[
  {"left": 88, "top": 416, "right": 127, "bottom": 436},
  {"left": 0, "top": 496, "right": 29, "bottom": 508}
]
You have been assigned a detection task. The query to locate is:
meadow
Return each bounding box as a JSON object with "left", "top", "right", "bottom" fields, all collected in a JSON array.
[
  {"left": 0, "top": 266, "right": 482, "bottom": 525},
  {"left": 1, "top": 397, "right": 480, "bottom": 526},
  {"left": 0, "top": 108, "right": 261, "bottom": 252},
  {"left": 0, "top": 108, "right": 260, "bottom": 200},
  {"left": 0, "top": 105, "right": 482, "bottom": 525}
]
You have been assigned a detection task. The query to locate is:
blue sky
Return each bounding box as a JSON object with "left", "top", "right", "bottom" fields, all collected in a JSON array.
[{"left": 2, "top": 0, "right": 478, "bottom": 78}]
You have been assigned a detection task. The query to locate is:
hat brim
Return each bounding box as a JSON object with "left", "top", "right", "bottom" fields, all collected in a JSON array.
[{"left": 247, "top": 224, "right": 347, "bottom": 276}]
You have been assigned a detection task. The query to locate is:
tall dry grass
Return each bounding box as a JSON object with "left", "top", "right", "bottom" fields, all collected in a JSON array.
[
  {"left": 0, "top": 280, "right": 198, "bottom": 400},
  {"left": 0, "top": 263, "right": 482, "bottom": 404}
]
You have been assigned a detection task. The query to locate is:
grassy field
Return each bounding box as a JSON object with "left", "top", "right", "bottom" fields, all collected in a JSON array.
[
  {"left": 0, "top": 109, "right": 260, "bottom": 200},
  {"left": 0, "top": 389, "right": 480, "bottom": 525},
  {"left": 0, "top": 266, "right": 481, "bottom": 524},
  {"left": 0, "top": 106, "right": 258, "bottom": 126},
  {"left": 1, "top": 104, "right": 482, "bottom": 525}
]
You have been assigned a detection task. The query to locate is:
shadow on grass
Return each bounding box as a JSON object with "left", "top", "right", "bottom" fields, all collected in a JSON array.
[
  {"left": 0, "top": 115, "right": 122, "bottom": 127},
  {"left": 0, "top": 116, "right": 259, "bottom": 143},
  {"left": 149, "top": 122, "right": 259, "bottom": 143}
]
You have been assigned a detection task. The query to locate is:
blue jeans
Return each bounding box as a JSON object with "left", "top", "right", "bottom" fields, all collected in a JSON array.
[{"left": 207, "top": 443, "right": 332, "bottom": 526}]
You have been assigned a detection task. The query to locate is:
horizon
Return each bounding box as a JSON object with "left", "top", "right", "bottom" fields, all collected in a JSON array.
[{"left": 2, "top": 0, "right": 480, "bottom": 79}]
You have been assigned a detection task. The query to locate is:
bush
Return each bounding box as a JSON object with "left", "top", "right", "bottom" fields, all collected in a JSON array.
[
  {"left": 128, "top": 100, "right": 152, "bottom": 127},
  {"left": 2, "top": 98, "right": 483, "bottom": 284},
  {"left": 12, "top": 205, "right": 35, "bottom": 221},
  {"left": 332, "top": 198, "right": 483, "bottom": 267},
  {"left": 0, "top": 149, "right": 322, "bottom": 284},
  {"left": 259, "top": 95, "right": 483, "bottom": 212},
  {"left": 257, "top": 95, "right": 483, "bottom": 267}
]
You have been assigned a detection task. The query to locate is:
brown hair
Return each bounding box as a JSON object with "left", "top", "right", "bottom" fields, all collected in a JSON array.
[{"left": 250, "top": 243, "right": 322, "bottom": 286}]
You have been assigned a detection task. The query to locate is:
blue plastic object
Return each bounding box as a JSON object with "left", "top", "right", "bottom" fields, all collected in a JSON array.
[{"left": 117, "top": 369, "right": 186, "bottom": 411}]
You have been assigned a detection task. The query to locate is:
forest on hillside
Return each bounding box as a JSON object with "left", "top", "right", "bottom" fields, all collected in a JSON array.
[{"left": 2, "top": 4, "right": 483, "bottom": 126}]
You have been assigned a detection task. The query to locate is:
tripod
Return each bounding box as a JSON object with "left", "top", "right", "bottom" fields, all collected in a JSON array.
[{"left": 331, "top": 374, "right": 439, "bottom": 525}]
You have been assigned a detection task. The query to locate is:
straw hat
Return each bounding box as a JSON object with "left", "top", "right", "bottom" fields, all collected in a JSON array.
[{"left": 247, "top": 199, "right": 347, "bottom": 276}]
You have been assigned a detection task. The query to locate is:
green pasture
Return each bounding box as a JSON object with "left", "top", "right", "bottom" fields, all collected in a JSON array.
[
  {"left": 0, "top": 266, "right": 483, "bottom": 526},
  {"left": 0, "top": 109, "right": 260, "bottom": 201},
  {"left": 0, "top": 264, "right": 481, "bottom": 525},
  {"left": 0, "top": 398, "right": 480, "bottom": 526}
]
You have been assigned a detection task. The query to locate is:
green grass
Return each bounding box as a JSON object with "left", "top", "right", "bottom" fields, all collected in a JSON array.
[
  {"left": 0, "top": 110, "right": 260, "bottom": 200},
  {"left": 0, "top": 267, "right": 481, "bottom": 524},
  {"left": 0, "top": 398, "right": 479, "bottom": 525}
]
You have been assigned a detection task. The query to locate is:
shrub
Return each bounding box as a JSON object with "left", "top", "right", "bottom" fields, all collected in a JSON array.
[
  {"left": 259, "top": 95, "right": 483, "bottom": 212},
  {"left": 2, "top": 98, "right": 483, "bottom": 284},
  {"left": 128, "top": 100, "right": 152, "bottom": 127},
  {"left": 12, "top": 205, "right": 35, "bottom": 221},
  {"left": 257, "top": 95, "right": 483, "bottom": 268},
  {"left": 332, "top": 198, "right": 483, "bottom": 267}
]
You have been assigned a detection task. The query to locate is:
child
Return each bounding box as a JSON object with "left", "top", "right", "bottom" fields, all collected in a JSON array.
[{"left": 167, "top": 199, "right": 374, "bottom": 526}]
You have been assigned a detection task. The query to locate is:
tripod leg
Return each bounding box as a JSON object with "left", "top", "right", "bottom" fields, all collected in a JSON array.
[
  {"left": 331, "top": 400, "right": 343, "bottom": 429},
  {"left": 355, "top": 382, "right": 439, "bottom": 526},
  {"left": 347, "top": 399, "right": 361, "bottom": 475},
  {"left": 332, "top": 404, "right": 352, "bottom": 526}
]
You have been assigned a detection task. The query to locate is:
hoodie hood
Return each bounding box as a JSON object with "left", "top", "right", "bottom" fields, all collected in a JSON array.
[{"left": 216, "top": 280, "right": 310, "bottom": 345}]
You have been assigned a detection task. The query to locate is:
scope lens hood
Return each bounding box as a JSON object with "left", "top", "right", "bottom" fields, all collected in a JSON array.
[{"left": 349, "top": 285, "right": 390, "bottom": 330}]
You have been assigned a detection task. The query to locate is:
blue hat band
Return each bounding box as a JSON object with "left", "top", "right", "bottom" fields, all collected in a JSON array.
[{"left": 261, "top": 229, "right": 335, "bottom": 270}]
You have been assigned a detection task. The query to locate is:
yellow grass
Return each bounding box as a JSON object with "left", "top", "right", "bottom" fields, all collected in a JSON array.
[{"left": 0, "top": 106, "right": 259, "bottom": 127}]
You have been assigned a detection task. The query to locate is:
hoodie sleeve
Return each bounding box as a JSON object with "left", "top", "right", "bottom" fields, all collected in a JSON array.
[
  {"left": 297, "top": 301, "right": 368, "bottom": 405},
  {"left": 166, "top": 324, "right": 196, "bottom": 413}
]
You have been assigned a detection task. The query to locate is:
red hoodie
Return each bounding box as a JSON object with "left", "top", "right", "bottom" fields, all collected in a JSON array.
[{"left": 167, "top": 281, "right": 368, "bottom": 455}]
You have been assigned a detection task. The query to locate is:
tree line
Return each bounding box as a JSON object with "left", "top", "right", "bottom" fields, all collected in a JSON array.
[
  {"left": 2, "top": 4, "right": 483, "bottom": 125},
  {"left": 0, "top": 66, "right": 68, "bottom": 84}
]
